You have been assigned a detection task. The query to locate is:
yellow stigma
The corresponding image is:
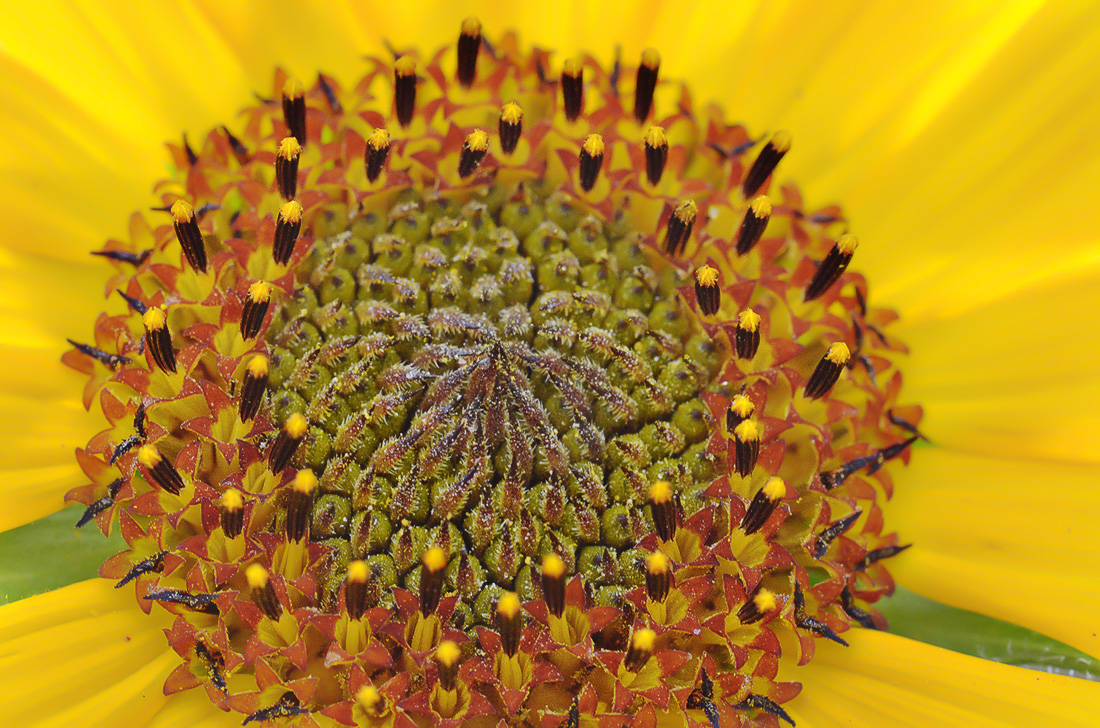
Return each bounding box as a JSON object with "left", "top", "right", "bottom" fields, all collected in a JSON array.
[
  {"left": 293, "top": 469, "right": 318, "bottom": 494},
  {"left": 246, "top": 563, "right": 270, "bottom": 589},
  {"left": 142, "top": 306, "right": 166, "bottom": 330},
  {"left": 734, "top": 419, "right": 759, "bottom": 441},
  {"left": 277, "top": 136, "right": 301, "bottom": 159},
  {"left": 749, "top": 195, "right": 772, "bottom": 217},
  {"left": 582, "top": 134, "right": 604, "bottom": 156},
  {"left": 496, "top": 591, "right": 521, "bottom": 618},
  {"left": 422, "top": 546, "right": 447, "bottom": 572},
  {"left": 137, "top": 445, "right": 161, "bottom": 468},
  {"left": 542, "top": 553, "right": 566, "bottom": 579},
  {"left": 694, "top": 265, "right": 719, "bottom": 287},
  {"left": 763, "top": 477, "right": 787, "bottom": 501},
  {"left": 170, "top": 199, "right": 193, "bottom": 222},
  {"left": 280, "top": 200, "right": 303, "bottom": 224},
  {"left": 632, "top": 628, "right": 657, "bottom": 652},
  {"left": 501, "top": 102, "right": 523, "bottom": 125},
  {"left": 837, "top": 233, "right": 859, "bottom": 255},
  {"left": 730, "top": 394, "right": 754, "bottom": 418},
  {"left": 221, "top": 488, "right": 244, "bottom": 511},
  {"left": 461, "top": 16, "right": 481, "bottom": 36},
  {"left": 771, "top": 130, "right": 792, "bottom": 152},
  {"left": 674, "top": 199, "right": 698, "bottom": 223},
  {"left": 466, "top": 129, "right": 489, "bottom": 151},
  {"left": 395, "top": 55, "right": 416, "bottom": 76},
  {"left": 368, "top": 128, "right": 390, "bottom": 150},
  {"left": 282, "top": 77, "right": 304, "bottom": 99},
  {"left": 754, "top": 589, "right": 778, "bottom": 614},
  {"left": 737, "top": 309, "right": 761, "bottom": 332},
  {"left": 648, "top": 480, "right": 672, "bottom": 504},
  {"left": 248, "top": 280, "right": 272, "bottom": 303},
  {"left": 356, "top": 685, "right": 383, "bottom": 710},
  {"left": 640, "top": 48, "right": 660, "bottom": 69},
  {"left": 645, "top": 550, "right": 669, "bottom": 574},
  {"left": 644, "top": 125, "right": 667, "bottom": 148},
  {"left": 347, "top": 560, "right": 369, "bottom": 583},
  {"left": 285, "top": 413, "right": 309, "bottom": 438},
  {"left": 247, "top": 355, "right": 269, "bottom": 377},
  {"left": 825, "top": 342, "right": 851, "bottom": 365},
  {"left": 435, "top": 639, "right": 461, "bottom": 667}
]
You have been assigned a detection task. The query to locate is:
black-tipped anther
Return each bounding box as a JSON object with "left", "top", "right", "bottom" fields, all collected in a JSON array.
[
  {"left": 665, "top": 200, "right": 696, "bottom": 255},
  {"left": 394, "top": 56, "right": 417, "bottom": 127},
  {"left": 268, "top": 414, "right": 308, "bottom": 472},
  {"left": 734, "top": 309, "right": 761, "bottom": 359},
  {"left": 241, "top": 281, "right": 272, "bottom": 340},
  {"left": 281, "top": 78, "right": 306, "bottom": 145},
  {"left": 138, "top": 446, "right": 184, "bottom": 495},
  {"left": 643, "top": 126, "right": 669, "bottom": 186},
  {"left": 742, "top": 131, "right": 790, "bottom": 198},
  {"left": 804, "top": 343, "right": 850, "bottom": 399},
  {"left": 456, "top": 18, "right": 482, "bottom": 87},
  {"left": 142, "top": 307, "right": 177, "bottom": 374},
  {"left": 458, "top": 130, "right": 489, "bottom": 179},
  {"left": 694, "top": 266, "right": 720, "bottom": 316},
  {"left": 273, "top": 201, "right": 303, "bottom": 265},
  {"left": 736, "top": 196, "right": 772, "bottom": 255},
  {"left": 634, "top": 49, "right": 660, "bottom": 122},
  {"left": 365, "top": 128, "right": 391, "bottom": 183},
  {"left": 578, "top": 134, "right": 604, "bottom": 192},
  {"left": 239, "top": 355, "right": 269, "bottom": 422},
  {"left": 499, "top": 103, "right": 523, "bottom": 155},
  {"left": 170, "top": 200, "right": 207, "bottom": 273},
  {"left": 561, "top": 59, "right": 584, "bottom": 121},
  {"left": 804, "top": 234, "right": 858, "bottom": 301},
  {"left": 275, "top": 137, "right": 301, "bottom": 200}
]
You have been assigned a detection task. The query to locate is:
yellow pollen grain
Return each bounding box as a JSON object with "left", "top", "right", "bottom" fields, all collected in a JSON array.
[
  {"left": 170, "top": 199, "right": 194, "bottom": 222},
  {"left": 368, "top": 128, "right": 390, "bottom": 150},
  {"left": 837, "top": 233, "right": 859, "bottom": 255},
  {"left": 221, "top": 488, "right": 244, "bottom": 511},
  {"left": 466, "top": 129, "right": 489, "bottom": 151},
  {"left": 285, "top": 413, "right": 309, "bottom": 438},
  {"left": 645, "top": 550, "right": 669, "bottom": 574},
  {"left": 694, "top": 265, "right": 719, "bottom": 287},
  {"left": 644, "top": 125, "right": 667, "bottom": 148},
  {"left": 763, "top": 477, "right": 786, "bottom": 501},
  {"left": 436, "top": 640, "right": 461, "bottom": 666},
  {"left": 730, "top": 394, "right": 755, "bottom": 417},
  {"left": 641, "top": 48, "right": 661, "bottom": 69},
  {"left": 137, "top": 445, "right": 161, "bottom": 468},
  {"left": 347, "top": 560, "right": 369, "bottom": 583},
  {"left": 496, "top": 591, "right": 521, "bottom": 618},
  {"left": 563, "top": 58, "right": 581, "bottom": 77},
  {"left": 542, "top": 553, "right": 566, "bottom": 579},
  {"left": 749, "top": 195, "right": 772, "bottom": 217},
  {"left": 142, "top": 306, "right": 166, "bottom": 330},
  {"left": 279, "top": 200, "right": 303, "bottom": 224},
  {"left": 246, "top": 563, "right": 270, "bottom": 589},
  {"left": 771, "top": 130, "right": 792, "bottom": 152},
  {"left": 278, "top": 136, "right": 301, "bottom": 159},
  {"left": 632, "top": 628, "right": 657, "bottom": 652},
  {"left": 582, "top": 134, "right": 604, "bottom": 157},
  {"left": 423, "top": 546, "right": 447, "bottom": 572},
  {"left": 247, "top": 355, "right": 269, "bottom": 378},
  {"left": 501, "top": 102, "right": 523, "bottom": 125},
  {"left": 282, "top": 77, "right": 304, "bottom": 99},
  {"left": 461, "top": 16, "right": 481, "bottom": 36},
  {"left": 738, "top": 309, "right": 761, "bottom": 332},
  {"left": 826, "top": 342, "right": 851, "bottom": 365},
  {"left": 395, "top": 56, "right": 416, "bottom": 76},
  {"left": 357, "top": 686, "right": 382, "bottom": 709},
  {"left": 754, "top": 589, "right": 778, "bottom": 613},
  {"left": 293, "top": 469, "right": 318, "bottom": 494},
  {"left": 674, "top": 199, "right": 697, "bottom": 223},
  {"left": 248, "top": 280, "right": 272, "bottom": 303},
  {"left": 734, "top": 419, "right": 759, "bottom": 441},
  {"left": 648, "top": 480, "right": 672, "bottom": 504}
]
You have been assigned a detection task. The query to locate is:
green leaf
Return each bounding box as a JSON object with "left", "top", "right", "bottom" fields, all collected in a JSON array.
[
  {"left": 881, "top": 587, "right": 1099, "bottom": 680},
  {"left": 0, "top": 505, "right": 124, "bottom": 604}
]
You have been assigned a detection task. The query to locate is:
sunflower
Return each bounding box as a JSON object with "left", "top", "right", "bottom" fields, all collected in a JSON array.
[{"left": 2, "top": 2, "right": 1099, "bottom": 727}]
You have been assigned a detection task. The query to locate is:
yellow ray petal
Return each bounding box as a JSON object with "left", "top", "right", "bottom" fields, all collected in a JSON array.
[
  {"left": 785, "top": 629, "right": 1100, "bottom": 727},
  {"left": 896, "top": 266, "right": 1100, "bottom": 464},
  {"left": 887, "top": 446, "right": 1100, "bottom": 659},
  {"left": 0, "top": 579, "right": 176, "bottom": 728},
  {"left": 146, "top": 689, "right": 236, "bottom": 728}
]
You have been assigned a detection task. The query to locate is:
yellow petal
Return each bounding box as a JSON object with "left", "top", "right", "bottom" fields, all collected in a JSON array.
[
  {"left": 146, "top": 689, "right": 236, "bottom": 728},
  {"left": 786, "top": 629, "right": 1100, "bottom": 727},
  {"left": 0, "top": 579, "right": 175, "bottom": 727},
  {"left": 887, "top": 446, "right": 1100, "bottom": 658}
]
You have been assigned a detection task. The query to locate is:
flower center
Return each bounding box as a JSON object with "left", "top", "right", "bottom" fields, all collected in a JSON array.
[{"left": 66, "top": 20, "right": 922, "bottom": 727}]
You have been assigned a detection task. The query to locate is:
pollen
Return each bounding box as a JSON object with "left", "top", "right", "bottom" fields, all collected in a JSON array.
[
  {"left": 738, "top": 309, "right": 761, "bottom": 332},
  {"left": 501, "top": 102, "right": 522, "bottom": 125},
  {"left": 221, "top": 488, "right": 244, "bottom": 511},
  {"left": 754, "top": 588, "right": 778, "bottom": 613},
  {"left": 245, "top": 563, "right": 269, "bottom": 589},
  {"left": 137, "top": 444, "right": 161, "bottom": 468},
  {"left": 826, "top": 342, "right": 852, "bottom": 364}
]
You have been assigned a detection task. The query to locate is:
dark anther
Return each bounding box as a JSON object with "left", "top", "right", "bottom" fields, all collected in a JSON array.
[
  {"left": 812, "top": 510, "right": 861, "bottom": 558},
  {"left": 133, "top": 400, "right": 146, "bottom": 439},
  {"left": 344, "top": 561, "right": 371, "bottom": 620},
  {"left": 394, "top": 56, "right": 417, "bottom": 127},
  {"left": 840, "top": 585, "right": 878, "bottom": 629},
  {"left": 247, "top": 565, "right": 284, "bottom": 621},
  {"left": 804, "top": 234, "right": 858, "bottom": 301},
  {"left": 142, "top": 308, "right": 177, "bottom": 374},
  {"left": 686, "top": 667, "right": 721, "bottom": 728},
  {"left": 804, "top": 343, "right": 850, "bottom": 399},
  {"left": 887, "top": 410, "right": 928, "bottom": 440},
  {"left": 66, "top": 339, "right": 130, "bottom": 368},
  {"left": 736, "top": 588, "right": 777, "bottom": 624},
  {"left": 664, "top": 200, "right": 697, "bottom": 255},
  {"left": 419, "top": 547, "right": 447, "bottom": 615},
  {"left": 458, "top": 130, "right": 489, "bottom": 179},
  {"left": 75, "top": 496, "right": 113, "bottom": 528},
  {"left": 281, "top": 78, "right": 307, "bottom": 144},
  {"left": 115, "top": 289, "right": 147, "bottom": 315},
  {"left": 561, "top": 59, "right": 584, "bottom": 121},
  {"left": 239, "top": 356, "right": 269, "bottom": 422},
  {"left": 560, "top": 696, "right": 580, "bottom": 728},
  {"left": 541, "top": 554, "right": 567, "bottom": 618},
  {"left": 272, "top": 201, "right": 303, "bottom": 265},
  {"left": 734, "top": 694, "right": 795, "bottom": 727},
  {"left": 240, "top": 281, "right": 272, "bottom": 340},
  {"left": 275, "top": 137, "right": 301, "bottom": 200},
  {"left": 456, "top": 17, "right": 482, "bottom": 87},
  {"left": 736, "top": 195, "right": 772, "bottom": 255},
  {"left": 317, "top": 73, "right": 342, "bottom": 113},
  {"left": 365, "top": 128, "right": 391, "bottom": 183},
  {"left": 143, "top": 588, "right": 220, "bottom": 615},
  {"left": 499, "top": 103, "right": 523, "bottom": 155},
  {"left": 869, "top": 436, "right": 919, "bottom": 475},
  {"left": 222, "top": 125, "right": 250, "bottom": 165},
  {"left": 284, "top": 470, "right": 317, "bottom": 543},
  {"left": 170, "top": 199, "right": 207, "bottom": 273},
  {"left": 644, "top": 125, "right": 669, "bottom": 186},
  {"left": 851, "top": 322, "right": 879, "bottom": 385},
  {"left": 578, "top": 134, "right": 604, "bottom": 192},
  {"left": 91, "top": 248, "right": 152, "bottom": 266},
  {"left": 535, "top": 55, "right": 554, "bottom": 86},
  {"left": 115, "top": 550, "right": 168, "bottom": 588},
  {"left": 819, "top": 435, "right": 918, "bottom": 490},
  {"left": 634, "top": 48, "right": 660, "bottom": 122},
  {"left": 623, "top": 629, "right": 656, "bottom": 672},
  {"left": 609, "top": 45, "right": 622, "bottom": 93},
  {"left": 693, "top": 265, "right": 721, "bottom": 316},
  {"left": 268, "top": 414, "right": 308, "bottom": 472},
  {"left": 195, "top": 641, "right": 228, "bottom": 694},
  {"left": 243, "top": 691, "right": 309, "bottom": 725},
  {"left": 182, "top": 134, "right": 198, "bottom": 166},
  {"left": 726, "top": 394, "right": 755, "bottom": 432},
  {"left": 109, "top": 435, "right": 140, "bottom": 465},
  {"left": 741, "top": 477, "right": 785, "bottom": 535},
  {"left": 793, "top": 584, "right": 848, "bottom": 646},
  {"left": 648, "top": 481, "right": 677, "bottom": 542},
  {"left": 220, "top": 489, "right": 246, "bottom": 539},
  {"left": 856, "top": 543, "right": 911, "bottom": 572},
  {"left": 139, "top": 445, "right": 185, "bottom": 495},
  {"left": 495, "top": 592, "right": 523, "bottom": 657},
  {"left": 742, "top": 131, "right": 791, "bottom": 198},
  {"left": 734, "top": 309, "right": 762, "bottom": 359},
  {"left": 645, "top": 550, "right": 672, "bottom": 603},
  {"left": 732, "top": 420, "right": 761, "bottom": 479}
]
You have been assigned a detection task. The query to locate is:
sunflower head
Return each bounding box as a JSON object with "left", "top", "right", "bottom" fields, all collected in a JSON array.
[{"left": 66, "top": 18, "right": 921, "bottom": 726}]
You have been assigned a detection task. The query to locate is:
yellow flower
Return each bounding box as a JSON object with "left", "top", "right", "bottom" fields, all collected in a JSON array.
[{"left": 2, "top": 2, "right": 1099, "bottom": 727}]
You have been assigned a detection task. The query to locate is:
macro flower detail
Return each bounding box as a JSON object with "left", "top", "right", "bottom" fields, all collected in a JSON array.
[{"left": 60, "top": 20, "right": 931, "bottom": 727}]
